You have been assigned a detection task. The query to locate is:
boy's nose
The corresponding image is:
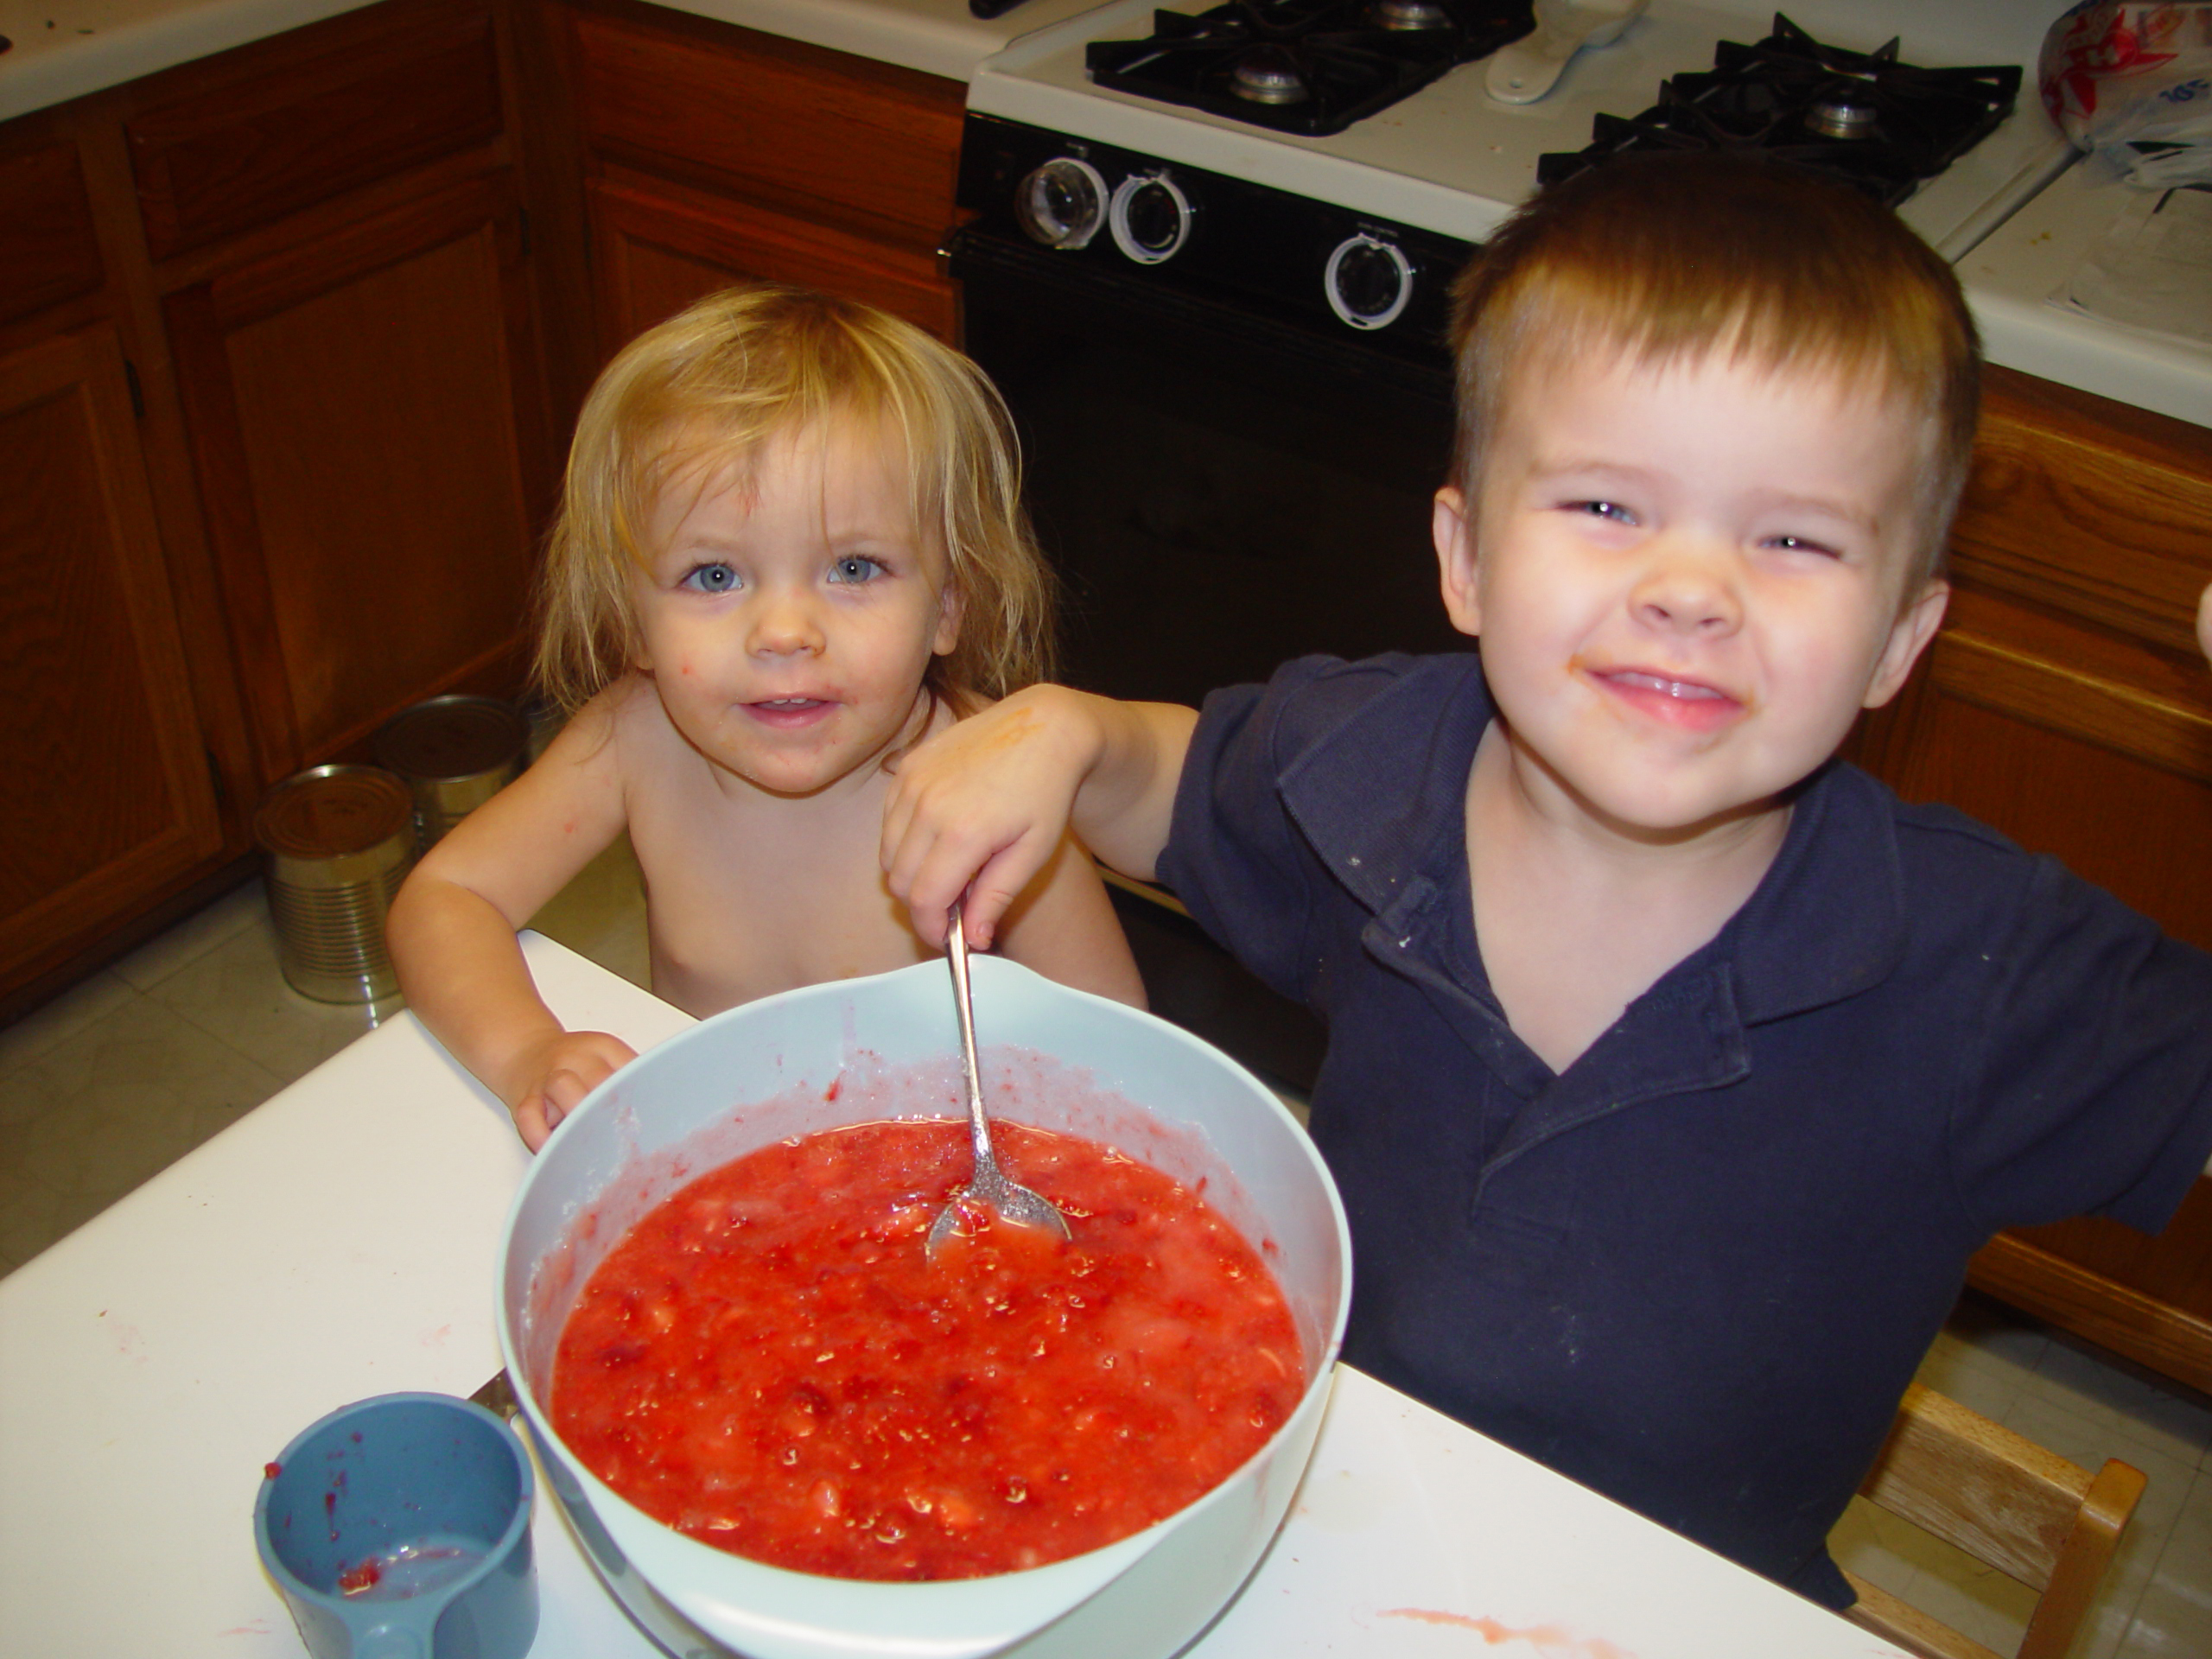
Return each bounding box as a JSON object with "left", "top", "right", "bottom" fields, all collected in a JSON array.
[{"left": 1629, "top": 540, "right": 1742, "bottom": 637}]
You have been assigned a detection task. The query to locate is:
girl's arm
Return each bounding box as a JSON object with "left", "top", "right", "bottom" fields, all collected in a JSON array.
[
  {"left": 993, "top": 831, "right": 1149, "bottom": 1010},
  {"left": 882, "top": 683, "right": 1198, "bottom": 952},
  {"left": 385, "top": 691, "right": 637, "bottom": 1149}
]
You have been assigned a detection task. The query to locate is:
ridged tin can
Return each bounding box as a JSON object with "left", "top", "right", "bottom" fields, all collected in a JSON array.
[
  {"left": 254, "top": 765, "right": 416, "bottom": 1004},
  {"left": 372, "top": 695, "right": 530, "bottom": 849}
]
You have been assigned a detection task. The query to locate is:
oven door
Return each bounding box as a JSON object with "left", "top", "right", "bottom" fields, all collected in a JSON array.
[
  {"left": 949, "top": 224, "right": 1470, "bottom": 712},
  {"left": 950, "top": 222, "right": 1471, "bottom": 1089}
]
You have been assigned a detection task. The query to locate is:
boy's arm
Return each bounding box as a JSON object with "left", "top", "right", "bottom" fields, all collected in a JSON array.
[
  {"left": 385, "top": 696, "right": 637, "bottom": 1149},
  {"left": 882, "top": 683, "right": 1198, "bottom": 951}
]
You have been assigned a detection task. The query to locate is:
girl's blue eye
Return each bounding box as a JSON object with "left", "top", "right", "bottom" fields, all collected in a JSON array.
[
  {"left": 829, "top": 556, "right": 885, "bottom": 584},
  {"left": 683, "top": 563, "right": 739, "bottom": 593}
]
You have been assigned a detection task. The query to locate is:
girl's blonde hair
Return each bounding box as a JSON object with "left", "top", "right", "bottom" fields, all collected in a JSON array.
[{"left": 535, "top": 283, "right": 1055, "bottom": 714}]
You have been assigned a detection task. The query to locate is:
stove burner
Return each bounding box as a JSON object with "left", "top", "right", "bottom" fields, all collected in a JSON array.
[
  {"left": 1370, "top": 0, "right": 1453, "bottom": 29},
  {"left": 1087, "top": 2, "right": 1535, "bottom": 138},
  {"left": 1806, "top": 93, "right": 1878, "bottom": 141},
  {"left": 1231, "top": 45, "right": 1313, "bottom": 104},
  {"left": 1537, "top": 13, "right": 2022, "bottom": 207}
]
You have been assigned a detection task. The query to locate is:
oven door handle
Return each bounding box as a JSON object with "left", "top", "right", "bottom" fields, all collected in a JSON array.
[{"left": 941, "top": 224, "right": 1455, "bottom": 405}]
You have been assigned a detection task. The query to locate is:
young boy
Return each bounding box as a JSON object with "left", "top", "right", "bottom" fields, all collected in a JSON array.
[{"left": 881, "top": 155, "right": 2212, "bottom": 1606}]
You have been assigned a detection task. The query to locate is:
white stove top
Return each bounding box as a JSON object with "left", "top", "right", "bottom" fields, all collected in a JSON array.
[{"left": 974, "top": 0, "right": 2075, "bottom": 257}]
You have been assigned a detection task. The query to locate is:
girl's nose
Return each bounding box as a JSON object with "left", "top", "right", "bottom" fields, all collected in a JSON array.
[
  {"left": 747, "top": 591, "right": 825, "bottom": 658},
  {"left": 1630, "top": 537, "right": 1742, "bottom": 637}
]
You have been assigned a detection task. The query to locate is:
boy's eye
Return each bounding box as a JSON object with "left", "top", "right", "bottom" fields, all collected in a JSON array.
[
  {"left": 1569, "top": 500, "right": 1637, "bottom": 526},
  {"left": 681, "top": 563, "right": 741, "bottom": 593},
  {"left": 1766, "top": 534, "right": 1841, "bottom": 559},
  {"left": 829, "top": 556, "right": 886, "bottom": 584}
]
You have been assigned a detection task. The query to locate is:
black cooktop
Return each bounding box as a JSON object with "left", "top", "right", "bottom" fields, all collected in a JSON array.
[
  {"left": 1086, "top": 0, "right": 1535, "bottom": 138},
  {"left": 1537, "top": 14, "right": 2022, "bottom": 206}
]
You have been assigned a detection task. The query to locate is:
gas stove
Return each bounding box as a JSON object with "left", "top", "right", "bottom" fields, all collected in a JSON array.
[
  {"left": 1084, "top": 0, "right": 1537, "bottom": 138},
  {"left": 969, "top": 0, "right": 2074, "bottom": 259}
]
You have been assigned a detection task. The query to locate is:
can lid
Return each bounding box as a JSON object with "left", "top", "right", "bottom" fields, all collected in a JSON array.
[
  {"left": 372, "top": 696, "right": 529, "bottom": 783},
  {"left": 254, "top": 766, "right": 415, "bottom": 859}
]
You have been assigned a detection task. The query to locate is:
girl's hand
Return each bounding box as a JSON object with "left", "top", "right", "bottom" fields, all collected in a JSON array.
[
  {"left": 504, "top": 1030, "right": 638, "bottom": 1152},
  {"left": 882, "top": 687, "right": 1096, "bottom": 951}
]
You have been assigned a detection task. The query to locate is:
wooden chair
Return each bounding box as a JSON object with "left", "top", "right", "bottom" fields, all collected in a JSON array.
[{"left": 1841, "top": 1382, "right": 2147, "bottom": 1659}]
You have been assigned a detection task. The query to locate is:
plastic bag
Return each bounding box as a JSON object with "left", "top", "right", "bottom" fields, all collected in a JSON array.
[{"left": 2039, "top": 2, "right": 2212, "bottom": 177}]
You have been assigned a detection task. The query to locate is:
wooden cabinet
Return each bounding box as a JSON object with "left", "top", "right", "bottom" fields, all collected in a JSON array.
[
  {"left": 0, "top": 0, "right": 563, "bottom": 1018},
  {"left": 0, "top": 324, "right": 226, "bottom": 982},
  {"left": 565, "top": 0, "right": 965, "bottom": 355},
  {"left": 1847, "top": 365, "right": 2212, "bottom": 1393}
]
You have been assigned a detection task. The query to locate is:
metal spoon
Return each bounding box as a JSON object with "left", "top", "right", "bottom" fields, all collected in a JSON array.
[{"left": 925, "top": 900, "right": 1071, "bottom": 1255}]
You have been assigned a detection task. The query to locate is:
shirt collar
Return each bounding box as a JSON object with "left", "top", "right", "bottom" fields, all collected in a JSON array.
[{"left": 1276, "top": 652, "right": 1910, "bottom": 1024}]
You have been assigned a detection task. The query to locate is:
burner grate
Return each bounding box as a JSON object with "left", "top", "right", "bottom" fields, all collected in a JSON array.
[
  {"left": 1087, "top": 1, "right": 1535, "bottom": 138},
  {"left": 1537, "top": 14, "right": 2021, "bottom": 206}
]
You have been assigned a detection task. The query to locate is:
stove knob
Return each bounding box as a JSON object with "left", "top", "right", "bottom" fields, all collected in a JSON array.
[
  {"left": 1016, "top": 157, "right": 1109, "bottom": 250},
  {"left": 1109, "top": 172, "right": 1195, "bottom": 265},
  {"left": 1325, "top": 235, "right": 1414, "bottom": 330}
]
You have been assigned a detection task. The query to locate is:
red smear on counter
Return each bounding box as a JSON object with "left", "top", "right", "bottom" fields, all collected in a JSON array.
[
  {"left": 1382, "top": 1609, "right": 1637, "bottom": 1657},
  {"left": 552, "top": 1117, "right": 1300, "bottom": 1581}
]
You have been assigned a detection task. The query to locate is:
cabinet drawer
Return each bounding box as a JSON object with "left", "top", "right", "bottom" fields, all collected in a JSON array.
[
  {"left": 0, "top": 142, "right": 104, "bottom": 325},
  {"left": 125, "top": 5, "right": 503, "bottom": 263},
  {"left": 574, "top": 4, "right": 963, "bottom": 250},
  {"left": 1948, "top": 365, "right": 2212, "bottom": 657}
]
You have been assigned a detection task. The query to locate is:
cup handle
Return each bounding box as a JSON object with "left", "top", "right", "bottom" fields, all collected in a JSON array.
[{"left": 354, "top": 1626, "right": 427, "bottom": 1659}]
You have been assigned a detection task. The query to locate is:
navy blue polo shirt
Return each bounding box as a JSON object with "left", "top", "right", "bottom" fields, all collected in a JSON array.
[{"left": 1159, "top": 652, "right": 2212, "bottom": 1605}]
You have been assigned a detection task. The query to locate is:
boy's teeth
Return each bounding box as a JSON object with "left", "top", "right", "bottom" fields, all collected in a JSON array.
[{"left": 1616, "top": 671, "right": 1720, "bottom": 700}]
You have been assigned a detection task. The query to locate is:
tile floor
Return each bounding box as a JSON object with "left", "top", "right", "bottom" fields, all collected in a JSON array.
[{"left": 3, "top": 850, "right": 2209, "bottom": 1658}]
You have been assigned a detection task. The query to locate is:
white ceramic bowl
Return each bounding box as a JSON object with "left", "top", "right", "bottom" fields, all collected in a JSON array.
[{"left": 497, "top": 954, "right": 1351, "bottom": 1659}]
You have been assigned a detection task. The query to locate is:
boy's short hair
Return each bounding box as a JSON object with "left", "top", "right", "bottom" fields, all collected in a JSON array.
[
  {"left": 537, "top": 283, "right": 1054, "bottom": 713},
  {"left": 1450, "top": 154, "right": 1980, "bottom": 586}
]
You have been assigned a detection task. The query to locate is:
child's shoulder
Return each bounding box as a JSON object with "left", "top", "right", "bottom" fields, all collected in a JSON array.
[
  {"left": 535, "top": 674, "right": 668, "bottom": 770},
  {"left": 1828, "top": 762, "right": 2168, "bottom": 960},
  {"left": 1221, "top": 650, "right": 1488, "bottom": 762}
]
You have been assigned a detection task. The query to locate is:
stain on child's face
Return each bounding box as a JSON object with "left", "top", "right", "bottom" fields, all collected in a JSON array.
[
  {"left": 1433, "top": 348, "right": 1947, "bottom": 841},
  {"left": 628, "top": 416, "right": 960, "bottom": 798}
]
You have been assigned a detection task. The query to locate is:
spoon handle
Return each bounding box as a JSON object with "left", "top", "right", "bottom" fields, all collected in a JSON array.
[{"left": 947, "top": 902, "right": 995, "bottom": 1171}]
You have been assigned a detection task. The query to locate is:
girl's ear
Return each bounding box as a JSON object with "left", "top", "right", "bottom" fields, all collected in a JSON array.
[
  {"left": 1864, "top": 579, "right": 1949, "bottom": 709},
  {"left": 931, "top": 580, "right": 964, "bottom": 658},
  {"left": 1433, "top": 486, "right": 1482, "bottom": 638}
]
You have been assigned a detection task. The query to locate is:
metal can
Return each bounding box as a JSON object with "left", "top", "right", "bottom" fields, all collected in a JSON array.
[
  {"left": 371, "top": 695, "right": 529, "bottom": 849},
  {"left": 254, "top": 765, "right": 416, "bottom": 1004}
]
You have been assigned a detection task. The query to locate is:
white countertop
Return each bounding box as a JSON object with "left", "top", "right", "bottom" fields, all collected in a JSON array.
[
  {"left": 0, "top": 0, "right": 1109, "bottom": 121},
  {"left": 0, "top": 933, "right": 1907, "bottom": 1659},
  {"left": 1961, "top": 160, "right": 2212, "bottom": 431}
]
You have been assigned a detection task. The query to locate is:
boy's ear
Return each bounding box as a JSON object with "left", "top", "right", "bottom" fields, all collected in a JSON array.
[
  {"left": 1863, "top": 579, "right": 1950, "bottom": 709},
  {"left": 1433, "top": 486, "right": 1482, "bottom": 638}
]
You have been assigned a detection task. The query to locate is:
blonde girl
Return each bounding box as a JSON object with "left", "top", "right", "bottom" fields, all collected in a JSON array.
[{"left": 388, "top": 285, "right": 1143, "bottom": 1149}]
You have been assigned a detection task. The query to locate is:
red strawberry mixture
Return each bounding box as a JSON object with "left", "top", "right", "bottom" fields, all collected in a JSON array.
[{"left": 551, "top": 1118, "right": 1301, "bottom": 1580}]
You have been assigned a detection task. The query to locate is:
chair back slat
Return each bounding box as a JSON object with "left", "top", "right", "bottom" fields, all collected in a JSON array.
[{"left": 1858, "top": 1384, "right": 2086, "bottom": 1587}]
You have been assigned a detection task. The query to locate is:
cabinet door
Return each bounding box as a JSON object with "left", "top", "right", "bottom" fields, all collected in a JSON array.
[
  {"left": 588, "top": 172, "right": 957, "bottom": 356},
  {"left": 0, "top": 327, "right": 224, "bottom": 982},
  {"left": 1848, "top": 369, "right": 2212, "bottom": 1393},
  {"left": 165, "top": 173, "right": 550, "bottom": 785}
]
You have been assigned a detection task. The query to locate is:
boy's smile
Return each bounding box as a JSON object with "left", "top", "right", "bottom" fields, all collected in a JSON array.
[
  {"left": 1435, "top": 346, "right": 1949, "bottom": 845},
  {"left": 632, "top": 416, "right": 961, "bottom": 798}
]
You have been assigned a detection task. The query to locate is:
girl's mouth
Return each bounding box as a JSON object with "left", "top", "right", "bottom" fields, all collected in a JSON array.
[{"left": 744, "top": 696, "right": 835, "bottom": 728}]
